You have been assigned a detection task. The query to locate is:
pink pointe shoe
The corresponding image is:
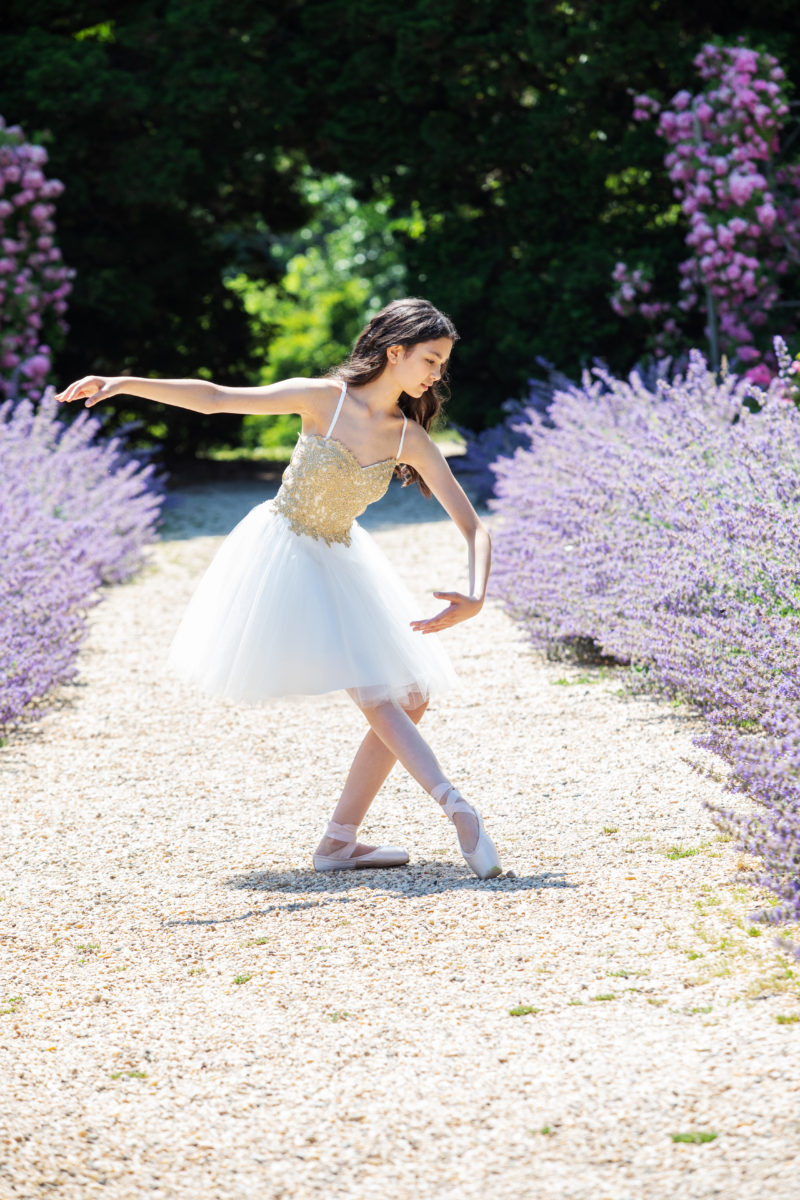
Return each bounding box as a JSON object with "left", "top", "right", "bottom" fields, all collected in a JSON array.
[
  {"left": 431, "top": 783, "right": 502, "bottom": 879},
  {"left": 312, "top": 819, "right": 410, "bottom": 872}
]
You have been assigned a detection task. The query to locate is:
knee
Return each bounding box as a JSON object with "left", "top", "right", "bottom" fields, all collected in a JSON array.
[
  {"left": 355, "top": 694, "right": 428, "bottom": 729},
  {"left": 403, "top": 698, "right": 429, "bottom": 724}
]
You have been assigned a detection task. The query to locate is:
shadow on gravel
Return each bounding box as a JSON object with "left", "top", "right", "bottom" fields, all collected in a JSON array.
[
  {"left": 162, "top": 866, "right": 576, "bottom": 927},
  {"left": 230, "top": 863, "right": 575, "bottom": 898}
]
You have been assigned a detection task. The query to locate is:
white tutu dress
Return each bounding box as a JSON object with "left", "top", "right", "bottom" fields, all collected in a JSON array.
[{"left": 167, "top": 382, "right": 458, "bottom": 708}]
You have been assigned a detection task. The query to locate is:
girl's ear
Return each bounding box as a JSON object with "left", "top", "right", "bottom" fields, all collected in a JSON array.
[{"left": 386, "top": 343, "right": 405, "bottom": 365}]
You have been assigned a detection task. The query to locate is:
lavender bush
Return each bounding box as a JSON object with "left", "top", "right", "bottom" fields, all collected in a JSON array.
[
  {"left": 452, "top": 362, "right": 567, "bottom": 503},
  {"left": 488, "top": 345, "right": 800, "bottom": 939},
  {"left": 455, "top": 359, "right": 677, "bottom": 504},
  {"left": 0, "top": 388, "right": 163, "bottom": 735}
]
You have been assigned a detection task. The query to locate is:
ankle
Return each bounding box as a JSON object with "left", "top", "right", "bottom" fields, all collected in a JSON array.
[
  {"left": 431, "top": 781, "right": 456, "bottom": 805},
  {"left": 430, "top": 783, "right": 480, "bottom": 855},
  {"left": 325, "top": 819, "right": 358, "bottom": 841},
  {"left": 431, "top": 782, "right": 472, "bottom": 819},
  {"left": 318, "top": 834, "right": 347, "bottom": 849}
]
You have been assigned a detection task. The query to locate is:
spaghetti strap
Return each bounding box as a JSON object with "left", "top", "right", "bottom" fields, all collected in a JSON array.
[
  {"left": 326, "top": 381, "right": 347, "bottom": 438},
  {"left": 396, "top": 413, "right": 408, "bottom": 460}
]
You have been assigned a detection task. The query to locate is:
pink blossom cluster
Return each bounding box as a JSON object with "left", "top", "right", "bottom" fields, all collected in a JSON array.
[
  {"left": 611, "top": 43, "right": 799, "bottom": 370},
  {"left": 610, "top": 262, "right": 679, "bottom": 334},
  {"left": 0, "top": 115, "right": 74, "bottom": 401}
]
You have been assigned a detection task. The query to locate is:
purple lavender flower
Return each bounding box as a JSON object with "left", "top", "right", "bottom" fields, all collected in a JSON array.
[
  {"left": 0, "top": 387, "right": 164, "bottom": 735},
  {"left": 488, "top": 339, "right": 800, "bottom": 947}
]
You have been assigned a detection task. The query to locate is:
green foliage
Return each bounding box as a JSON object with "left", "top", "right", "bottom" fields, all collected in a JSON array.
[
  {"left": 229, "top": 171, "right": 410, "bottom": 381},
  {"left": 5, "top": 2, "right": 800, "bottom": 452},
  {"left": 284, "top": 0, "right": 800, "bottom": 424},
  {"left": 0, "top": 2, "right": 312, "bottom": 456},
  {"left": 222, "top": 171, "right": 411, "bottom": 453}
]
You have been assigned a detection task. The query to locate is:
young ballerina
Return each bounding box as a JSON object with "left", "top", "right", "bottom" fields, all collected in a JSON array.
[{"left": 55, "top": 297, "right": 502, "bottom": 879}]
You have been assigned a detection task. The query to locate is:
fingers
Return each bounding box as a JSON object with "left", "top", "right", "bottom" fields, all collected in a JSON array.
[
  {"left": 54, "top": 377, "right": 85, "bottom": 404},
  {"left": 410, "top": 603, "right": 457, "bottom": 633},
  {"left": 55, "top": 376, "right": 105, "bottom": 405},
  {"left": 411, "top": 591, "right": 480, "bottom": 634},
  {"left": 54, "top": 380, "right": 82, "bottom": 404}
]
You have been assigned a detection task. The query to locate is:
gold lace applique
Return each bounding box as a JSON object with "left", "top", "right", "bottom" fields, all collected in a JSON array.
[{"left": 273, "top": 435, "right": 395, "bottom": 547}]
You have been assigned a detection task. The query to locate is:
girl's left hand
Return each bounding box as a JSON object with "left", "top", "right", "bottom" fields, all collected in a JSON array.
[{"left": 410, "top": 591, "right": 483, "bottom": 634}]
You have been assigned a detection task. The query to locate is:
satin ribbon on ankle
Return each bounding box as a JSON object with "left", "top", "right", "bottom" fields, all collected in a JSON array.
[
  {"left": 431, "top": 782, "right": 472, "bottom": 819},
  {"left": 325, "top": 820, "right": 357, "bottom": 843}
]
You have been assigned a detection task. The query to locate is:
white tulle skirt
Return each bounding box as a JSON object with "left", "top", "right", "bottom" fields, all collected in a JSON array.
[{"left": 167, "top": 500, "right": 459, "bottom": 709}]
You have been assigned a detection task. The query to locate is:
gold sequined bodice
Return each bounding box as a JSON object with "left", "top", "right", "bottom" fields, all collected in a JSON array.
[{"left": 273, "top": 435, "right": 397, "bottom": 547}]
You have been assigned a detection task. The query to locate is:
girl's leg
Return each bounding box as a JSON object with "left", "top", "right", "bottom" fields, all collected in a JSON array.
[
  {"left": 319, "top": 696, "right": 479, "bottom": 855},
  {"left": 314, "top": 698, "right": 429, "bottom": 860}
]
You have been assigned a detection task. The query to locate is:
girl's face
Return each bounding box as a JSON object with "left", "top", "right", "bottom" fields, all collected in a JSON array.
[{"left": 387, "top": 338, "right": 453, "bottom": 398}]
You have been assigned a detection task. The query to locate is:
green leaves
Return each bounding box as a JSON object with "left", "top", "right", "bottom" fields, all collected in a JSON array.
[
  {"left": 5, "top": 1, "right": 798, "bottom": 448},
  {"left": 223, "top": 172, "right": 410, "bottom": 423}
]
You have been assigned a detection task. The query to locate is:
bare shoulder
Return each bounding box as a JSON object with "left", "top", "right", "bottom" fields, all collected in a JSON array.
[
  {"left": 303, "top": 377, "right": 344, "bottom": 396},
  {"left": 401, "top": 418, "right": 443, "bottom": 466},
  {"left": 298, "top": 376, "right": 346, "bottom": 431},
  {"left": 399, "top": 420, "right": 480, "bottom": 532},
  {"left": 400, "top": 419, "right": 460, "bottom": 492},
  {"left": 287, "top": 376, "right": 342, "bottom": 402}
]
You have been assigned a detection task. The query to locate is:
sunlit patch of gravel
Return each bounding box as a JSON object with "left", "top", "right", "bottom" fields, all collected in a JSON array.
[{"left": 2, "top": 473, "right": 799, "bottom": 1200}]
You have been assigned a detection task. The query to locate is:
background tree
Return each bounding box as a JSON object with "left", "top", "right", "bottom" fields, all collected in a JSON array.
[
  {"left": 0, "top": 1, "right": 312, "bottom": 454},
  {"left": 286, "top": 0, "right": 800, "bottom": 424},
  {"left": 3, "top": 1, "right": 800, "bottom": 446},
  {"left": 223, "top": 171, "right": 413, "bottom": 455}
]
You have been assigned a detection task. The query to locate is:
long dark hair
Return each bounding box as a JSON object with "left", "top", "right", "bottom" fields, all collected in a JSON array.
[{"left": 331, "top": 297, "right": 459, "bottom": 496}]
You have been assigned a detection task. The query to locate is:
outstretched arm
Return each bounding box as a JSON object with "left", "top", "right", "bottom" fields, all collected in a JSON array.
[
  {"left": 54, "top": 374, "right": 333, "bottom": 417},
  {"left": 400, "top": 424, "right": 491, "bottom": 634}
]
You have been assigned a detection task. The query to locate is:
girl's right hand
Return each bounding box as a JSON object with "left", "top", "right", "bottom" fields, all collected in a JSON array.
[{"left": 54, "top": 375, "right": 123, "bottom": 408}]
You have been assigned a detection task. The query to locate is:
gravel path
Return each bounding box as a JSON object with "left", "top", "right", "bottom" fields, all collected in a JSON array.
[{"left": 2, "top": 475, "right": 800, "bottom": 1199}]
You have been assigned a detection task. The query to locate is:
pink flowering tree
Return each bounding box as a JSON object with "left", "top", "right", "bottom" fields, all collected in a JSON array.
[
  {"left": 0, "top": 116, "right": 74, "bottom": 402},
  {"left": 611, "top": 42, "right": 800, "bottom": 379}
]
